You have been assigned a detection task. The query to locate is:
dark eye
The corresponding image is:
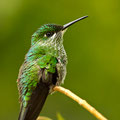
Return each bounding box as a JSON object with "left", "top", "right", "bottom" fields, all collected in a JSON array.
[{"left": 45, "top": 32, "right": 54, "bottom": 37}]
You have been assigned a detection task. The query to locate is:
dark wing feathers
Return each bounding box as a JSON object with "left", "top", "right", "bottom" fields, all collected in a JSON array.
[
  {"left": 18, "top": 69, "right": 58, "bottom": 120},
  {"left": 18, "top": 80, "right": 49, "bottom": 120}
]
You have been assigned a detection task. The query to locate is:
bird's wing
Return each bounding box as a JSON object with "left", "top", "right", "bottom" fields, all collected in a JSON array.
[
  {"left": 18, "top": 79, "right": 49, "bottom": 120},
  {"left": 17, "top": 55, "right": 58, "bottom": 120}
]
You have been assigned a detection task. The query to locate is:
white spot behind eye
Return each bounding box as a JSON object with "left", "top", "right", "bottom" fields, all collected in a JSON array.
[{"left": 44, "top": 34, "right": 47, "bottom": 37}]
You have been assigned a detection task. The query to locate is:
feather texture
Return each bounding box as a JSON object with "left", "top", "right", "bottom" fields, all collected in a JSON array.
[
  {"left": 17, "top": 24, "right": 67, "bottom": 120},
  {"left": 18, "top": 80, "right": 49, "bottom": 120}
]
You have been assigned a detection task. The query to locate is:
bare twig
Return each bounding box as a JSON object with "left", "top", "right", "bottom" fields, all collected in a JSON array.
[
  {"left": 53, "top": 86, "right": 107, "bottom": 120},
  {"left": 37, "top": 116, "right": 52, "bottom": 120}
]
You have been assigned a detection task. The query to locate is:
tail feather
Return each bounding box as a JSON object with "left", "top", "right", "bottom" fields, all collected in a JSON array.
[{"left": 18, "top": 81, "right": 49, "bottom": 120}]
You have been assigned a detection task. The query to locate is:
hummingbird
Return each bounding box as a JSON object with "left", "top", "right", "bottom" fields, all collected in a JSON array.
[{"left": 17, "top": 15, "right": 88, "bottom": 120}]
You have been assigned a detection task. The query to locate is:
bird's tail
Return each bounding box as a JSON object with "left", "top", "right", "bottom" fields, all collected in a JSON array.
[{"left": 18, "top": 81, "right": 49, "bottom": 120}]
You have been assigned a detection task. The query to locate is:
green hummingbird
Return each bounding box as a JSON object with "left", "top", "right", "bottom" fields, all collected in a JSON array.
[{"left": 17, "top": 16, "right": 88, "bottom": 120}]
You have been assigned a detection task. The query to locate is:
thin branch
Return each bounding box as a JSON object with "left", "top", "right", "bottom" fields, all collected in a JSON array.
[
  {"left": 37, "top": 116, "right": 52, "bottom": 120},
  {"left": 53, "top": 86, "right": 107, "bottom": 120}
]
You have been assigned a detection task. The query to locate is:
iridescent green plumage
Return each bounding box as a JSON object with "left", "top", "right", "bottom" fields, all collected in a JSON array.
[
  {"left": 17, "top": 24, "right": 67, "bottom": 120},
  {"left": 31, "top": 24, "right": 62, "bottom": 45},
  {"left": 17, "top": 16, "right": 88, "bottom": 120}
]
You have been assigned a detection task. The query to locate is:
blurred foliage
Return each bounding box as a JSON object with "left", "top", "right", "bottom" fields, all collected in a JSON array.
[
  {"left": 37, "top": 113, "right": 64, "bottom": 120},
  {"left": 0, "top": 0, "right": 120, "bottom": 120},
  {"left": 56, "top": 113, "right": 64, "bottom": 120}
]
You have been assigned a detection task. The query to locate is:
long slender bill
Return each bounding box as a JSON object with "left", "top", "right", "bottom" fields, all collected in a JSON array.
[{"left": 62, "top": 16, "right": 88, "bottom": 30}]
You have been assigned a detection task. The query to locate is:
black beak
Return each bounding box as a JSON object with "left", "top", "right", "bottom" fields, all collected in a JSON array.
[{"left": 62, "top": 15, "right": 88, "bottom": 30}]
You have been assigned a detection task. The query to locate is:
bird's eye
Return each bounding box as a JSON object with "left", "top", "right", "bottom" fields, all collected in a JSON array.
[{"left": 45, "top": 32, "right": 54, "bottom": 37}]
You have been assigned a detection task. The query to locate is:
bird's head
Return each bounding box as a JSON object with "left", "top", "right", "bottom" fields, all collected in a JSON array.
[{"left": 31, "top": 16, "right": 88, "bottom": 47}]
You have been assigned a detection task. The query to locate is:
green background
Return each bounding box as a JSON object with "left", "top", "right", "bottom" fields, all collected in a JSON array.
[{"left": 0, "top": 0, "right": 120, "bottom": 120}]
